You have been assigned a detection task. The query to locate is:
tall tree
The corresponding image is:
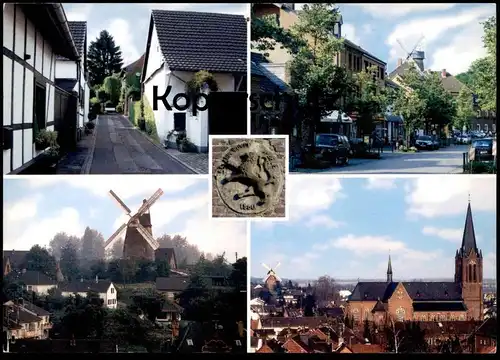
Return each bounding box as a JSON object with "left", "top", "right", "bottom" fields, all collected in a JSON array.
[
  {"left": 454, "top": 87, "right": 475, "bottom": 131},
  {"left": 345, "top": 65, "right": 392, "bottom": 137},
  {"left": 60, "top": 241, "right": 80, "bottom": 281},
  {"left": 468, "top": 16, "right": 496, "bottom": 111},
  {"left": 287, "top": 4, "right": 354, "bottom": 150},
  {"left": 102, "top": 75, "right": 122, "bottom": 106},
  {"left": 49, "top": 232, "right": 81, "bottom": 260},
  {"left": 80, "top": 227, "right": 106, "bottom": 263},
  {"left": 313, "top": 275, "right": 339, "bottom": 304},
  {"left": 25, "top": 245, "right": 57, "bottom": 277},
  {"left": 87, "top": 30, "right": 124, "bottom": 86}
]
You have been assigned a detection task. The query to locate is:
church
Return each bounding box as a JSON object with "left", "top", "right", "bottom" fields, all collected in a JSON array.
[{"left": 346, "top": 200, "right": 483, "bottom": 325}]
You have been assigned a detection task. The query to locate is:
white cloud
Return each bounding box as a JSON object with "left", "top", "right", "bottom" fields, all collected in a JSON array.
[
  {"left": 342, "top": 23, "right": 361, "bottom": 45},
  {"left": 289, "top": 176, "right": 344, "bottom": 221},
  {"left": 429, "top": 21, "right": 488, "bottom": 74},
  {"left": 347, "top": 3, "right": 458, "bottom": 18},
  {"left": 306, "top": 215, "right": 344, "bottom": 229},
  {"left": 362, "top": 24, "right": 374, "bottom": 34},
  {"left": 25, "top": 175, "right": 201, "bottom": 199},
  {"left": 405, "top": 177, "right": 496, "bottom": 218},
  {"left": 107, "top": 19, "right": 141, "bottom": 66},
  {"left": 385, "top": 4, "right": 495, "bottom": 71},
  {"left": 364, "top": 177, "right": 396, "bottom": 190},
  {"left": 422, "top": 226, "right": 463, "bottom": 242},
  {"left": 330, "top": 234, "right": 407, "bottom": 256},
  {"left": 4, "top": 195, "right": 41, "bottom": 223},
  {"left": 65, "top": 4, "right": 94, "bottom": 21},
  {"left": 4, "top": 208, "right": 84, "bottom": 250}
]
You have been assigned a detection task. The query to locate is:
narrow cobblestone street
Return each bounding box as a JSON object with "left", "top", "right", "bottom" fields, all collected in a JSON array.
[{"left": 56, "top": 115, "right": 210, "bottom": 174}]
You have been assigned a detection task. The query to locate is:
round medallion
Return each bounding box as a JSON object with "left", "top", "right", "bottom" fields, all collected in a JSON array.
[{"left": 213, "top": 140, "right": 284, "bottom": 215}]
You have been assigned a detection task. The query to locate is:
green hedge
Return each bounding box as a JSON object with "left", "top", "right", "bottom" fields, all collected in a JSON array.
[{"left": 129, "top": 98, "right": 160, "bottom": 143}]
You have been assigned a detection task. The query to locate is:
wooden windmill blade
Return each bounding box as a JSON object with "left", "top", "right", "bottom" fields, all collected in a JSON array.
[
  {"left": 261, "top": 263, "right": 271, "bottom": 271},
  {"left": 109, "top": 190, "right": 132, "bottom": 215},
  {"left": 136, "top": 222, "right": 160, "bottom": 250},
  {"left": 135, "top": 188, "right": 164, "bottom": 216},
  {"left": 104, "top": 223, "right": 128, "bottom": 248}
]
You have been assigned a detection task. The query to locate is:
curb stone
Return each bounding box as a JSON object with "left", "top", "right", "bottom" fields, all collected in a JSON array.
[{"left": 81, "top": 116, "right": 99, "bottom": 174}]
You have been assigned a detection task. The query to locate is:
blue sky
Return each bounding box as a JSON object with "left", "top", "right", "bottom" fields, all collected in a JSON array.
[
  {"left": 305, "top": 3, "right": 497, "bottom": 75},
  {"left": 251, "top": 176, "right": 496, "bottom": 280},
  {"left": 3, "top": 177, "right": 247, "bottom": 257},
  {"left": 63, "top": 3, "right": 495, "bottom": 75},
  {"left": 64, "top": 3, "right": 248, "bottom": 66}
]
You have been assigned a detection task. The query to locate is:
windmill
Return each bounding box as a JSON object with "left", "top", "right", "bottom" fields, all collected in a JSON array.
[
  {"left": 104, "top": 188, "right": 164, "bottom": 261},
  {"left": 396, "top": 35, "right": 425, "bottom": 72},
  {"left": 262, "top": 262, "right": 282, "bottom": 291}
]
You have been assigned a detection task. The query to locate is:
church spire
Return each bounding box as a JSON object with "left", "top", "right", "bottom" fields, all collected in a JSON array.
[
  {"left": 460, "top": 199, "right": 479, "bottom": 256},
  {"left": 387, "top": 253, "right": 393, "bottom": 283}
]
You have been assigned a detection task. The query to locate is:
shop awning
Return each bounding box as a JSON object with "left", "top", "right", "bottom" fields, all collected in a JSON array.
[
  {"left": 386, "top": 114, "right": 403, "bottom": 123},
  {"left": 321, "top": 110, "right": 353, "bottom": 123}
]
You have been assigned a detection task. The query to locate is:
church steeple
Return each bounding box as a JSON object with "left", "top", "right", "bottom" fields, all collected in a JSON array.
[
  {"left": 460, "top": 198, "right": 479, "bottom": 257},
  {"left": 387, "top": 254, "right": 393, "bottom": 283}
]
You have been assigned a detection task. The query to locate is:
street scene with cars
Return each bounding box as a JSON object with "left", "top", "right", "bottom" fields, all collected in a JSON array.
[{"left": 250, "top": 3, "right": 496, "bottom": 174}]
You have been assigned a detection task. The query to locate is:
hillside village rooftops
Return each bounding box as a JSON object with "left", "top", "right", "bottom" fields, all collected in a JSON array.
[{"left": 59, "top": 279, "right": 112, "bottom": 293}]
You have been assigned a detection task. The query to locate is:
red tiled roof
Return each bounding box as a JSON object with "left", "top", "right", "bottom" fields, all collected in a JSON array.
[
  {"left": 350, "top": 344, "right": 384, "bottom": 353},
  {"left": 256, "top": 344, "right": 274, "bottom": 353},
  {"left": 282, "top": 337, "right": 308, "bottom": 353}
]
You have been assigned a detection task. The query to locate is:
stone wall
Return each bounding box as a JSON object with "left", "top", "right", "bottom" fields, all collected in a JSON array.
[{"left": 212, "top": 138, "right": 286, "bottom": 218}]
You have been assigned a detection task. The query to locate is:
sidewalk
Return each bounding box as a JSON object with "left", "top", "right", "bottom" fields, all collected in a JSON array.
[
  {"left": 56, "top": 132, "right": 93, "bottom": 174},
  {"left": 162, "top": 147, "right": 208, "bottom": 174}
]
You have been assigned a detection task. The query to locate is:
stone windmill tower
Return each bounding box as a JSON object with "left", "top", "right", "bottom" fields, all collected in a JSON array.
[{"left": 262, "top": 262, "right": 282, "bottom": 292}]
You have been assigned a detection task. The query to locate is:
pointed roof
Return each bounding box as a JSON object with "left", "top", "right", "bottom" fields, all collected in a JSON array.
[
  {"left": 460, "top": 202, "right": 479, "bottom": 256},
  {"left": 387, "top": 255, "right": 393, "bottom": 275}
]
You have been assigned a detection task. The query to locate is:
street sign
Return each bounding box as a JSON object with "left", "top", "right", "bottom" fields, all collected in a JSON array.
[{"left": 468, "top": 146, "right": 476, "bottom": 162}]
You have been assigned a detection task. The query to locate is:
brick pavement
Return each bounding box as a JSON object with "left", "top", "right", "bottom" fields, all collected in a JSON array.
[
  {"left": 163, "top": 148, "right": 208, "bottom": 174},
  {"left": 89, "top": 115, "right": 195, "bottom": 174},
  {"left": 211, "top": 138, "right": 286, "bottom": 218}
]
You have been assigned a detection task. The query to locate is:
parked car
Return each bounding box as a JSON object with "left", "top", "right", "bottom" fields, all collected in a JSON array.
[
  {"left": 458, "top": 135, "right": 472, "bottom": 144},
  {"left": 305, "top": 133, "right": 350, "bottom": 165},
  {"left": 104, "top": 106, "right": 116, "bottom": 114},
  {"left": 415, "top": 135, "right": 439, "bottom": 150},
  {"left": 470, "top": 138, "right": 494, "bottom": 161}
]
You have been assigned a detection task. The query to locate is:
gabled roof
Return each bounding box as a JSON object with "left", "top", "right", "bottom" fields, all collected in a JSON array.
[
  {"left": 68, "top": 21, "right": 87, "bottom": 57},
  {"left": 59, "top": 279, "right": 112, "bottom": 294},
  {"left": 16, "top": 270, "right": 57, "bottom": 286},
  {"left": 474, "top": 317, "right": 497, "bottom": 338},
  {"left": 3, "top": 250, "right": 29, "bottom": 270},
  {"left": 251, "top": 53, "right": 292, "bottom": 93},
  {"left": 55, "top": 79, "right": 78, "bottom": 93},
  {"left": 343, "top": 39, "right": 386, "bottom": 66},
  {"left": 7, "top": 306, "right": 42, "bottom": 324},
  {"left": 371, "top": 299, "right": 387, "bottom": 313},
  {"left": 349, "top": 282, "right": 397, "bottom": 301},
  {"left": 282, "top": 335, "right": 309, "bottom": 353},
  {"left": 123, "top": 53, "right": 146, "bottom": 73},
  {"left": 155, "top": 247, "right": 177, "bottom": 268},
  {"left": 156, "top": 276, "right": 189, "bottom": 292},
  {"left": 402, "top": 282, "right": 462, "bottom": 301},
  {"left": 146, "top": 10, "right": 247, "bottom": 75},
  {"left": 256, "top": 343, "right": 274, "bottom": 353},
  {"left": 22, "top": 301, "right": 51, "bottom": 316}
]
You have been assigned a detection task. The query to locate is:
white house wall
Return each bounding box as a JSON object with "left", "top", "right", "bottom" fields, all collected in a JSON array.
[
  {"left": 3, "top": 4, "right": 57, "bottom": 174},
  {"left": 55, "top": 60, "right": 77, "bottom": 79},
  {"left": 148, "top": 69, "right": 234, "bottom": 152}
]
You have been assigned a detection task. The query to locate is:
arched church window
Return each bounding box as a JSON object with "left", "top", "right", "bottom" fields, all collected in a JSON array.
[
  {"left": 473, "top": 264, "right": 477, "bottom": 281},
  {"left": 396, "top": 307, "right": 405, "bottom": 322},
  {"left": 459, "top": 314, "right": 465, "bottom": 320},
  {"left": 421, "top": 314, "right": 427, "bottom": 321},
  {"left": 450, "top": 314, "right": 455, "bottom": 320},
  {"left": 439, "top": 314, "right": 446, "bottom": 321},
  {"left": 467, "top": 264, "right": 472, "bottom": 282}
]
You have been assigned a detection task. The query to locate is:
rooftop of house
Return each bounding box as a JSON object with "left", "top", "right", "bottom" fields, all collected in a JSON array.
[
  {"left": 349, "top": 281, "right": 463, "bottom": 302},
  {"left": 3, "top": 250, "right": 29, "bottom": 269},
  {"left": 155, "top": 247, "right": 176, "bottom": 266},
  {"left": 156, "top": 276, "right": 190, "bottom": 292},
  {"left": 343, "top": 39, "right": 386, "bottom": 66},
  {"left": 260, "top": 316, "right": 327, "bottom": 328},
  {"left": 123, "top": 53, "right": 146, "bottom": 73},
  {"left": 251, "top": 52, "right": 292, "bottom": 93},
  {"left": 6, "top": 304, "right": 43, "bottom": 325},
  {"left": 474, "top": 317, "right": 497, "bottom": 338},
  {"left": 150, "top": 10, "right": 247, "bottom": 73},
  {"left": 11, "top": 270, "right": 57, "bottom": 286},
  {"left": 56, "top": 21, "right": 87, "bottom": 60},
  {"left": 59, "top": 279, "right": 112, "bottom": 294}
]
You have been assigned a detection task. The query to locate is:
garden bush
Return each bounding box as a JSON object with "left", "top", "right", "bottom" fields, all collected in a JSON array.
[{"left": 116, "top": 103, "right": 123, "bottom": 113}]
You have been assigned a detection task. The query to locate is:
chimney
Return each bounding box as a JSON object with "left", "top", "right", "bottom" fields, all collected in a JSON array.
[
  {"left": 441, "top": 69, "right": 447, "bottom": 78},
  {"left": 397, "top": 58, "right": 403, "bottom": 67}
]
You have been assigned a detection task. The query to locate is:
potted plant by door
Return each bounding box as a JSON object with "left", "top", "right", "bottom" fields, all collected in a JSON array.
[
  {"left": 175, "top": 131, "right": 193, "bottom": 152},
  {"left": 164, "top": 130, "right": 176, "bottom": 148},
  {"left": 35, "top": 129, "right": 58, "bottom": 151}
]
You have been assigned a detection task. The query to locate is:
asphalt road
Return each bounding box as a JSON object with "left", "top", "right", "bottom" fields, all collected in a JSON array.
[
  {"left": 89, "top": 115, "right": 194, "bottom": 174},
  {"left": 295, "top": 145, "right": 469, "bottom": 174}
]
